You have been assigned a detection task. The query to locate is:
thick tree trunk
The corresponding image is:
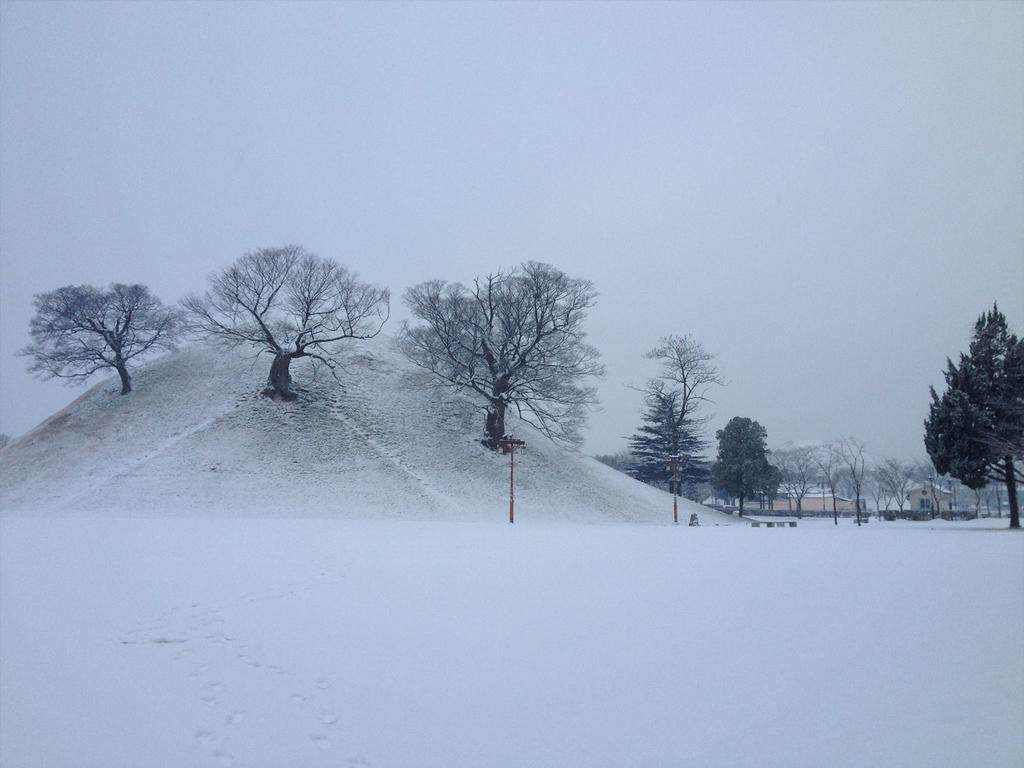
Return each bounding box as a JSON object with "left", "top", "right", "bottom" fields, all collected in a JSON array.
[
  {"left": 1005, "top": 456, "right": 1020, "bottom": 529},
  {"left": 738, "top": 495, "right": 744, "bottom": 517},
  {"left": 115, "top": 361, "right": 131, "bottom": 394},
  {"left": 832, "top": 494, "right": 838, "bottom": 525},
  {"left": 483, "top": 401, "right": 506, "bottom": 450},
  {"left": 264, "top": 353, "right": 298, "bottom": 401}
]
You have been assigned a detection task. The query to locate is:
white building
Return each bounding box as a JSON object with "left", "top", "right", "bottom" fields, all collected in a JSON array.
[{"left": 904, "top": 484, "right": 954, "bottom": 515}]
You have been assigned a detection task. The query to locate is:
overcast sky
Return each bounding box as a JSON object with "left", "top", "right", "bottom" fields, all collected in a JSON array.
[{"left": 1, "top": 0, "right": 1021, "bottom": 462}]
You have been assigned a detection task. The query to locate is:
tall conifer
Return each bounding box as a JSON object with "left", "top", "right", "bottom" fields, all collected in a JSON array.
[{"left": 925, "top": 304, "right": 1022, "bottom": 528}]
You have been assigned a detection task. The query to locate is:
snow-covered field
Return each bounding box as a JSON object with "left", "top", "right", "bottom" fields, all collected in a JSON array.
[
  {"left": 1, "top": 346, "right": 1021, "bottom": 765},
  {"left": 2, "top": 516, "right": 1021, "bottom": 768}
]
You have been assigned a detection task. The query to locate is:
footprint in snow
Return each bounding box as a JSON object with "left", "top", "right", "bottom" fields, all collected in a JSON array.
[
  {"left": 200, "top": 683, "right": 221, "bottom": 705},
  {"left": 194, "top": 731, "right": 212, "bottom": 745},
  {"left": 238, "top": 653, "right": 288, "bottom": 675},
  {"left": 311, "top": 735, "right": 331, "bottom": 751},
  {"left": 318, "top": 711, "right": 338, "bottom": 726},
  {"left": 226, "top": 710, "right": 246, "bottom": 725},
  {"left": 211, "top": 752, "right": 235, "bottom": 767},
  {"left": 188, "top": 664, "right": 209, "bottom": 680},
  {"left": 290, "top": 693, "right": 307, "bottom": 705},
  {"left": 316, "top": 680, "right": 330, "bottom": 690}
]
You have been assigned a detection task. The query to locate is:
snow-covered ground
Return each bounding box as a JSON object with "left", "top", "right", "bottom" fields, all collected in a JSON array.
[
  {"left": 2, "top": 516, "right": 1021, "bottom": 768},
  {"left": 1, "top": 344, "right": 1021, "bottom": 766}
]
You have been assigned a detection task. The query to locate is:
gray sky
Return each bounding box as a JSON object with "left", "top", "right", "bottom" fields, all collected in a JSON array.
[{"left": 1, "top": 0, "right": 1022, "bottom": 462}]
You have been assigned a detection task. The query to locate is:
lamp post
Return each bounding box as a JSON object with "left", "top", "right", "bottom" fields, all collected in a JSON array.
[
  {"left": 498, "top": 434, "right": 526, "bottom": 524},
  {"left": 667, "top": 453, "right": 688, "bottom": 525}
]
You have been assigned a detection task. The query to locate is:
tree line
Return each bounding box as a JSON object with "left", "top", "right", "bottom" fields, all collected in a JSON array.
[
  {"left": 18, "top": 246, "right": 603, "bottom": 453},
  {"left": 15, "top": 247, "right": 1022, "bottom": 527},
  {"left": 602, "top": 304, "right": 1021, "bottom": 530}
]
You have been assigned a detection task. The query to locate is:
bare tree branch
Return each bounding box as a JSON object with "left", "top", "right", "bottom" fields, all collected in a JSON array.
[
  {"left": 19, "top": 283, "right": 180, "bottom": 394},
  {"left": 774, "top": 443, "right": 816, "bottom": 517},
  {"left": 398, "top": 262, "right": 604, "bottom": 448},
  {"left": 877, "top": 457, "right": 915, "bottom": 515},
  {"left": 182, "top": 245, "right": 389, "bottom": 400},
  {"left": 837, "top": 436, "right": 868, "bottom": 525}
]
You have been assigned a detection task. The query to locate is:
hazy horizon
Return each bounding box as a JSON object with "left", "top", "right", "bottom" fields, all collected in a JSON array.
[{"left": 2, "top": 1, "right": 1022, "bottom": 462}]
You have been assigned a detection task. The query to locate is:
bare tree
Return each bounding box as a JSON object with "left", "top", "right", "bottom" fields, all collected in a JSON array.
[
  {"left": 867, "top": 465, "right": 892, "bottom": 520},
  {"left": 815, "top": 442, "right": 842, "bottom": 525},
  {"left": 912, "top": 461, "right": 949, "bottom": 520},
  {"left": 877, "top": 457, "right": 914, "bottom": 518},
  {"left": 399, "top": 262, "right": 604, "bottom": 449},
  {"left": 183, "top": 245, "right": 389, "bottom": 401},
  {"left": 774, "top": 443, "right": 816, "bottom": 518},
  {"left": 643, "top": 335, "right": 724, "bottom": 427},
  {"left": 20, "top": 283, "right": 179, "bottom": 395},
  {"left": 837, "top": 437, "right": 867, "bottom": 525}
]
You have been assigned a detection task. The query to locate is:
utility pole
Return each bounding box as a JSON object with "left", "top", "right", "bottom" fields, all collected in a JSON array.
[
  {"left": 498, "top": 435, "right": 526, "bottom": 524},
  {"left": 667, "top": 453, "right": 688, "bottom": 525}
]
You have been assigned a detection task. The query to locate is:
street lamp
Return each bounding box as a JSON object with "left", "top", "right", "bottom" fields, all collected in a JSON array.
[
  {"left": 498, "top": 434, "right": 526, "bottom": 524},
  {"left": 667, "top": 453, "right": 688, "bottom": 525}
]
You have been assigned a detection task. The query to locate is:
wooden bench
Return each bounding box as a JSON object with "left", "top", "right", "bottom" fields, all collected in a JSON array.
[{"left": 746, "top": 516, "right": 798, "bottom": 528}]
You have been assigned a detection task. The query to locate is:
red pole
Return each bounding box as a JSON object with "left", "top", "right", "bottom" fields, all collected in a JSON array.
[
  {"left": 670, "top": 457, "right": 680, "bottom": 524},
  {"left": 509, "top": 445, "right": 515, "bottom": 524}
]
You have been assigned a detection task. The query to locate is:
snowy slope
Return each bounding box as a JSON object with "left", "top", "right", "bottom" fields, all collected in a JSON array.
[{"left": 0, "top": 339, "right": 730, "bottom": 524}]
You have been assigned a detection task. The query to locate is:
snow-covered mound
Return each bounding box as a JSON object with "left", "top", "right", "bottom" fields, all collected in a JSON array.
[{"left": 0, "top": 340, "right": 731, "bottom": 524}]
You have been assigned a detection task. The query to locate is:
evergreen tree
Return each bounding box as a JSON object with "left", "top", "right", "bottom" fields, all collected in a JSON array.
[
  {"left": 629, "top": 383, "right": 709, "bottom": 496},
  {"left": 756, "top": 461, "right": 782, "bottom": 510},
  {"left": 711, "top": 416, "right": 775, "bottom": 516},
  {"left": 924, "top": 304, "right": 1023, "bottom": 528},
  {"left": 627, "top": 335, "right": 722, "bottom": 498}
]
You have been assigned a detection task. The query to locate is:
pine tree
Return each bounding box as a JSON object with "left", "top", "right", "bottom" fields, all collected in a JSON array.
[
  {"left": 628, "top": 383, "right": 709, "bottom": 496},
  {"left": 627, "top": 335, "right": 722, "bottom": 498},
  {"left": 711, "top": 416, "right": 775, "bottom": 516},
  {"left": 924, "top": 304, "right": 1022, "bottom": 528}
]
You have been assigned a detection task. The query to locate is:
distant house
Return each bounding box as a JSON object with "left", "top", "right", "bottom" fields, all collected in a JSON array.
[
  {"left": 904, "top": 484, "right": 954, "bottom": 516},
  {"left": 777, "top": 488, "right": 865, "bottom": 516},
  {"left": 710, "top": 487, "right": 866, "bottom": 516}
]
